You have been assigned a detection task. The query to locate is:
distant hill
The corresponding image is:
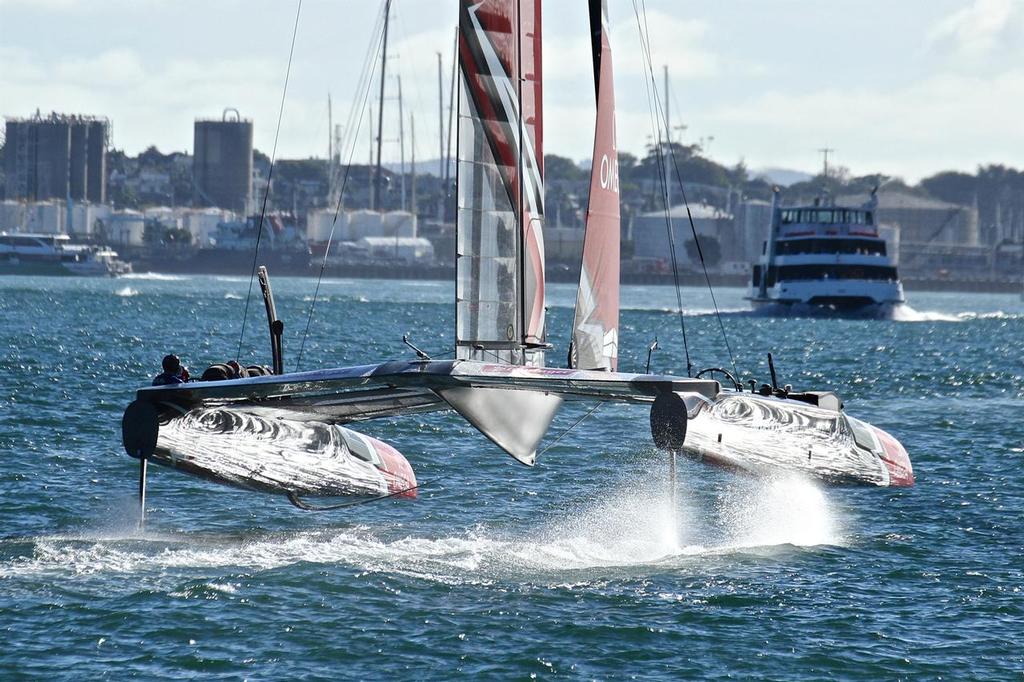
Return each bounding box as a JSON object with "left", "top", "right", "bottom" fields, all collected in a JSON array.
[{"left": 754, "top": 167, "right": 813, "bottom": 187}]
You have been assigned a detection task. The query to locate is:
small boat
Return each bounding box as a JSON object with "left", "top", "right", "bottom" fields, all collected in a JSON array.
[
  {"left": 0, "top": 232, "right": 132, "bottom": 277},
  {"left": 748, "top": 191, "right": 904, "bottom": 315},
  {"left": 121, "top": 0, "right": 912, "bottom": 518}
]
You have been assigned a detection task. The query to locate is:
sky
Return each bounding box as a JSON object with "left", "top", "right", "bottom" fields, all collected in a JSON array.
[{"left": 1, "top": 0, "right": 1021, "bottom": 182}]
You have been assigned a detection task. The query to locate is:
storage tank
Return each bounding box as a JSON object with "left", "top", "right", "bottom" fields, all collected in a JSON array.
[
  {"left": 193, "top": 109, "right": 253, "bottom": 213},
  {"left": 3, "top": 114, "right": 108, "bottom": 203},
  {"left": 0, "top": 201, "right": 26, "bottom": 231},
  {"left": 25, "top": 201, "right": 65, "bottom": 234},
  {"left": 144, "top": 206, "right": 182, "bottom": 231},
  {"left": 183, "top": 207, "right": 233, "bottom": 245},
  {"left": 382, "top": 210, "right": 417, "bottom": 238},
  {"left": 86, "top": 119, "right": 108, "bottom": 203},
  {"left": 348, "top": 209, "right": 384, "bottom": 239},
  {"left": 69, "top": 123, "right": 89, "bottom": 201},
  {"left": 307, "top": 208, "right": 347, "bottom": 243},
  {"left": 109, "top": 210, "right": 146, "bottom": 246}
]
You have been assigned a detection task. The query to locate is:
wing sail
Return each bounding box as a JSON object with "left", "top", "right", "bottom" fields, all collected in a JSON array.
[
  {"left": 570, "top": 0, "right": 620, "bottom": 371},
  {"left": 456, "top": 0, "right": 546, "bottom": 366}
]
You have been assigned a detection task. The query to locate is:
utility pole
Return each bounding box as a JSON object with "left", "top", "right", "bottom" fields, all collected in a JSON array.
[{"left": 373, "top": 0, "right": 392, "bottom": 211}]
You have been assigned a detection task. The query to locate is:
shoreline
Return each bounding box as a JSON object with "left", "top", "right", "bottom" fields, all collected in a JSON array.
[{"left": 120, "top": 255, "right": 1023, "bottom": 294}]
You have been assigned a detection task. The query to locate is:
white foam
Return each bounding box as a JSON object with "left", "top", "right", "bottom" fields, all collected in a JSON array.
[
  {"left": 223, "top": 293, "right": 243, "bottom": 300},
  {"left": 0, "top": 473, "right": 844, "bottom": 587},
  {"left": 114, "top": 286, "right": 139, "bottom": 297},
  {"left": 716, "top": 474, "right": 842, "bottom": 549},
  {"left": 120, "top": 272, "right": 188, "bottom": 281},
  {"left": 891, "top": 304, "right": 961, "bottom": 322}
]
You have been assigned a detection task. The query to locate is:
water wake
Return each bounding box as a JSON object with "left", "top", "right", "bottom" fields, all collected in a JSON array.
[
  {"left": 120, "top": 272, "right": 188, "bottom": 281},
  {"left": 114, "top": 286, "right": 139, "bottom": 297},
  {"left": 0, "top": 473, "right": 842, "bottom": 587}
]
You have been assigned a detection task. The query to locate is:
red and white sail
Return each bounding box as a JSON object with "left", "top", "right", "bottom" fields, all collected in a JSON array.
[
  {"left": 570, "top": 0, "right": 620, "bottom": 371},
  {"left": 455, "top": 0, "right": 546, "bottom": 366}
]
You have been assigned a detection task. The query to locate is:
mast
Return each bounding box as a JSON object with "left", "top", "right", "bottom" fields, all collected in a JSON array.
[
  {"left": 411, "top": 113, "right": 418, "bottom": 217},
  {"left": 443, "top": 26, "right": 457, "bottom": 222},
  {"left": 663, "top": 64, "right": 671, "bottom": 211},
  {"left": 373, "top": 0, "right": 392, "bottom": 211},
  {"left": 398, "top": 75, "right": 406, "bottom": 211},
  {"left": 437, "top": 51, "right": 445, "bottom": 179}
]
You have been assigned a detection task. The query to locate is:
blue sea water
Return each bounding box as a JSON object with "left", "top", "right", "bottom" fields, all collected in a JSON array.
[{"left": 0, "top": 273, "right": 1022, "bottom": 679}]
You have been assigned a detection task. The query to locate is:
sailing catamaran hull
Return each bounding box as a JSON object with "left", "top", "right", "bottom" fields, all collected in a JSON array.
[
  {"left": 679, "top": 392, "right": 914, "bottom": 486},
  {"left": 125, "top": 359, "right": 911, "bottom": 488},
  {"left": 144, "top": 407, "right": 418, "bottom": 499}
]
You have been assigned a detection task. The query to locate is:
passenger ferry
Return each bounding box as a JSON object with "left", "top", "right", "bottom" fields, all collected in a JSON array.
[
  {"left": 0, "top": 233, "right": 132, "bottom": 277},
  {"left": 749, "top": 191, "right": 904, "bottom": 314}
]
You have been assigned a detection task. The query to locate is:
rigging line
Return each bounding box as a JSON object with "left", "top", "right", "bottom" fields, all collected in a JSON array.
[
  {"left": 640, "top": 4, "right": 736, "bottom": 379},
  {"left": 638, "top": 0, "right": 738, "bottom": 381},
  {"left": 236, "top": 0, "right": 303, "bottom": 363},
  {"left": 294, "top": 1, "right": 390, "bottom": 372},
  {"left": 631, "top": 0, "right": 692, "bottom": 377},
  {"left": 538, "top": 401, "right": 604, "bottom": 458}
]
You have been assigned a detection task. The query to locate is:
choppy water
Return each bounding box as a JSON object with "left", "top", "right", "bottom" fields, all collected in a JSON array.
[{"left": 1, "top": 274, "right": 1022, "bottom": 678}]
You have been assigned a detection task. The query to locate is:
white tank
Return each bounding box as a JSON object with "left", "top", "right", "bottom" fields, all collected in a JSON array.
[
  {"left": 307, "top": 209, "right": 347, "bottom": 243},
  {"left": 0, "top": 201, "right": 26, "bottom": 232},
  {"left": 382, "top": 210, "right": 417, "bottom": 238},
  {"left": 183, "top": 208, "right": 233, "bottom": 245},
  {"left": 348, "top": 210, "right": 384, "bottom": 239},
  {"left": 25, "top": 202, "right": 65, "bottom": 234},
  {"left": 144, "top": 206, "right": 182, "bottom": 231},
  {"left": 69, "top": 203, "right": 112, "bottom": 236},
  {"left": 109, "top": 210, "right": 146, "bottom": 246}
]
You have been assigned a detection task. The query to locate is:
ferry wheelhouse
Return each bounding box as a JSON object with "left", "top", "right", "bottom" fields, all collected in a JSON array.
[{"left": 749, "top": 192, "right": 904, "bottom": 312}]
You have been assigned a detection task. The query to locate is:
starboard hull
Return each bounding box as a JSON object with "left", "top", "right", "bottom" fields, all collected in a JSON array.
[{"left": 679, "top": 392, "right": 914, "bottom": 487}]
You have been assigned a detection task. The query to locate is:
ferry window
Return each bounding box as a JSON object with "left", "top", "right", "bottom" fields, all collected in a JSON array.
[
  {"left": 865, "top": 211, "right": 874, "bottom": 225},
  {"left": 775, "top": 264, "right": 897, "bottom": 281}
]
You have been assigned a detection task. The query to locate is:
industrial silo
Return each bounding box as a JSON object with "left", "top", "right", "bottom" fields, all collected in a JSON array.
[
  {"left": 69, "top": 121, "right": 89, "bottom": 201},
  {"left": 193, "top": 109, "right": 253, "bottom": 213},
  {"left": 86, "top": 119, "right": 108, "bottom": 203}
]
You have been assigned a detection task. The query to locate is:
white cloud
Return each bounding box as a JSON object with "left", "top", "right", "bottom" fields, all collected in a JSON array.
[
  {"left": 927, "top": 0, "right": 1019, "bottom": 58},
  {"left": 706, "top": 68, "right": 1024, "bottom": 180},
  {"left": 544, "top": 9, "right": 718, "bottom": 88}
]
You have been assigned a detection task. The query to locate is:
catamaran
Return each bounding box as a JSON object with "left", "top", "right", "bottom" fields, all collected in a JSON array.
[{"left": 121, "top": 0, "right": 913, "bottom": 515}]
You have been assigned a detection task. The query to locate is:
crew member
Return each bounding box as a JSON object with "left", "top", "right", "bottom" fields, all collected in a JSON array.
[{"left": 153, "top": 354, "right": 189, "bottom": 386}]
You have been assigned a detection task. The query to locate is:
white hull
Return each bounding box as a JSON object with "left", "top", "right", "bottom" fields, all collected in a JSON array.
[{"left": 748, "top": 278, "right": 905, "bottom": 310}]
